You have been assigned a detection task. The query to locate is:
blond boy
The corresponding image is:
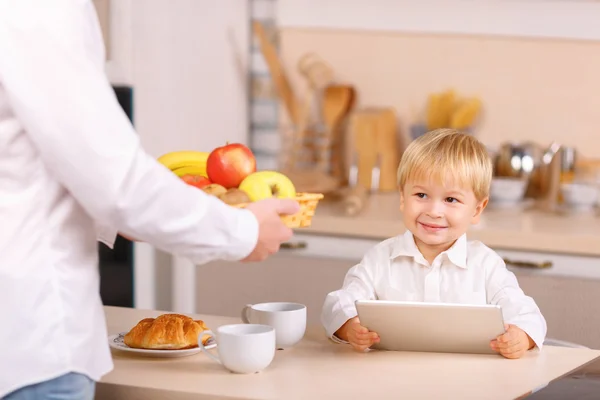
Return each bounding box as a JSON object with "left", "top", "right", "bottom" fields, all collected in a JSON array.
[{"left": 321, "top": 129, "right": 546, "bottom": 359}]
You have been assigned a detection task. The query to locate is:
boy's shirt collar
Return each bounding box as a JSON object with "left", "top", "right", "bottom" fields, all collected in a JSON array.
[{"left": 390, "top": 230, "right": 468, "bottom": 269}]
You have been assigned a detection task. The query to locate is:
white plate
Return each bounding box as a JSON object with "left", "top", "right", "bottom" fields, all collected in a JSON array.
[{"left": 108, "top": 332, "right": 216, "bottom": 358}]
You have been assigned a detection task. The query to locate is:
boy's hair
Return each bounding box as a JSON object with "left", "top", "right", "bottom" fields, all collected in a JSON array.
[{"left": 397, "top": 128, "right": 492, "bottom": 200}]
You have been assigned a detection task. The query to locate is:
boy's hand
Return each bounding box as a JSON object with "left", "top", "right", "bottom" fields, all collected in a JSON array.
[
  {"left": 490, "top": 324, "right": 535, "bottom": 359},
  {"left": 335, "top": 317, "right": 380, "bottom": 352}
]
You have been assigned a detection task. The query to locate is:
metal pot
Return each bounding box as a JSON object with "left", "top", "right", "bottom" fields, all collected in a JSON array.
[{"left": 493, "top": 142, "right": 561, "bottom": 198}]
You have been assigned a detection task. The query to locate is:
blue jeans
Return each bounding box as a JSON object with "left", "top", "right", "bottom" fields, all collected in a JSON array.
[{"left": 3, "top": 373, "right": 95, "bottom": 400}]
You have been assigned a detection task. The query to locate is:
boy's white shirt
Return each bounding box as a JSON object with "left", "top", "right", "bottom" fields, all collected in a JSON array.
[{"left": 321, "top": 230, "right": 547, "bottom": 349}]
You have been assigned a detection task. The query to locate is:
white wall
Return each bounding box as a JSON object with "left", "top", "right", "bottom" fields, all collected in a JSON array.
[
  {"left": 278, "top": 0, "right": 600, "bottom": 41},
  {"left": 105, "top": 0, "right": 250, "bottom": 156}
]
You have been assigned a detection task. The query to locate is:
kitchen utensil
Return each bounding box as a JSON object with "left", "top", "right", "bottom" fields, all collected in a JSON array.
[
  {"left": 286, "top": 53, "right": 334, "bottom": 170},
  {"left": 241, "top": 302, "right": 307, "bottom": 350},
  {"left": 199, "top": 324, "right": 276, "bottom": 374},
  {"left": 494, "top": 142, "right": 539, "bottom": 177},
  {"left": 450, "top": 97, "right": 482, "bottom": 130},
  {"left": 297, "top": 55, "right": 334, "bottom": 133},
  {"left": 349, "top": 108, "right": 399, "bottom": 192},
  {"left": 252, "top": 21, "right": 300, "bottom": 126},
  {"left": 424, "top": 89, "right": 481, "bottom": 132},
  {"left": 108, "top": 333, "right": 216, "bottom": 358},
  {"left": 373, "top": 108, "right": 400, "bottom": 192},
  {"left": 426, "top": 89, "right": 456, "bottom": 130},
  {"left": 370, "top": 154, "right": 381, "bottom": 192},
  {"left": 297, "top": 52, "right": 334, "bottom": 92},
  {"left": 328, "top": 85, "right": 356, "bottom": 179},
  {"left": 489, "top": 177, "right": 527, "bottom": 205},
  {"left": 559, "top": 147, "right": 577, "bottom": 184},
  {"left": 350, "top": 111, "right": 378, "bottom": 190},
  {"left": 339, "top": 151, "right": 370, "bottom": 216},
  {"left": 279, "top": 53, "right": 344, "bottom": 194},
  {"left": 340, "top": 185, "right": 369, "bottom": 216},
  {"left": 317, "top": 85, "right": 355, "bottom": 172},
  {"left": 493, "top": 141, "right": 561, "bottom": 200},
  {"left": 560, "top": 182, "right": 599, "bottom": 211}
]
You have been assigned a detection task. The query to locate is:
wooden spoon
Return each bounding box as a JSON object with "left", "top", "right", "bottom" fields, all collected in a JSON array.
[
  {"left": 319, "top": 85, "right": 355, "bottom": 173},
  {"left": 252, "top": 21, "right": 300, "bottom": 126}
]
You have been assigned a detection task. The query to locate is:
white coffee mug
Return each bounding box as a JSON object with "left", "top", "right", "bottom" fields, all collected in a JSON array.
[
  {"left": 198, "top": 324, "right": 276, "bottom": 374},
  {"left": 241, "top": 302, "right": 307, "bottom": 349}
]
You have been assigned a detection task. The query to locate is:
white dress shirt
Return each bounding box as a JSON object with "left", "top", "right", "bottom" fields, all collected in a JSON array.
[
  {"left": 0, "top": 1, "right": 258, "bottom": 396},
  {"left": 321, "top": 231, "right": 547, "bottom": 349}
]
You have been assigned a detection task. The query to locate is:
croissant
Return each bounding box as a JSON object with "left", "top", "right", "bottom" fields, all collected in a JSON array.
[{"left": 124, "top": 313, "right": 211, "bottom": 350}]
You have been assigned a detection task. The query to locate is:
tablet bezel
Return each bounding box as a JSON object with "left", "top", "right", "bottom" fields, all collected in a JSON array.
[{"left": 355, "top": 299, "right": 505, "bottom": 355}]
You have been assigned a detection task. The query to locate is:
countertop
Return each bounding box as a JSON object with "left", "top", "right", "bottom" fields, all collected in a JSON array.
[
  {"left": 98, "top": 306, "right": 600, "bottom": 400},
  {"left": 301, "top": 193, "right": 600, "bottom": 257}
]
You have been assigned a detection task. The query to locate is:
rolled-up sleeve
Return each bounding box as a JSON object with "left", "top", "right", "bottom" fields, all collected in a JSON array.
[
  {"left": 486, "top": 258, "right": 547, "bottom": 349},
  {"left": 321, "top": 250, "right": 379, "bottom": 340},
  {"left": 0, "top": 1, "right": 258, "bottom": 264}
]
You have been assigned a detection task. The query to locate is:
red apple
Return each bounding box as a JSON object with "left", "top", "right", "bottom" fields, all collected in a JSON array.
[
  {"left": 181, "top": 174, "right": 212, "bottom": 189},
  {"left": 206, "top": 143, "right": 256, "bottom": 189}
]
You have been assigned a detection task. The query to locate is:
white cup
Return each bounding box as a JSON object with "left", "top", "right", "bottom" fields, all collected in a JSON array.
[
  {"left": 198, "top": 324, "right": 276, "bottom": 374},
  {"left": 241, "top": 302, "right": 307, "bottom": 349}
]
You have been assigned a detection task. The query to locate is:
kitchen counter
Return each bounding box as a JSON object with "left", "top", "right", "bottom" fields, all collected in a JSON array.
[
  {"left": 97, "top": 306, "right": 600, "bottom": 400},
  {"left": 303, "top": 193, "right": 600, "bottom": 257}
]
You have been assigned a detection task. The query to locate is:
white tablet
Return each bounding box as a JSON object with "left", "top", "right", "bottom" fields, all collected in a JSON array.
[{"left": 355, "top": 300, "right": 505, "bottom": 354}]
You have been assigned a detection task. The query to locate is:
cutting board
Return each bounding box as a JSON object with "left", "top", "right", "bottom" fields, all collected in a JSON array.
[{"left": 349, "top": 108, "right": 400, "bottom": 192}]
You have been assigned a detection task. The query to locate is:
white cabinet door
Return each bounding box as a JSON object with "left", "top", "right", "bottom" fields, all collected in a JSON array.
[
  {"left": 194, "top": 252, "right": 356, "bottom": 326},
  {"left": 509, "top": 272, "right": 600, "bottom": 349},
  {"left": 500, "top": 253, "right": 600, "bottom": 349}
]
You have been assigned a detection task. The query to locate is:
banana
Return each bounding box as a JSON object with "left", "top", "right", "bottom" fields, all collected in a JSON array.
[
  {"left": 157, "top": 151, "right": 209, "bottom": 171},
  {"left": 171, "top": 164, "right": 208, "bottom": 178}
]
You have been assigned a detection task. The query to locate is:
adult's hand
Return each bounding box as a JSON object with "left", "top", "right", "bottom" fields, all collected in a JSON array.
[{"left": 242, "top": 198, "right": 300, "bottom": 262}]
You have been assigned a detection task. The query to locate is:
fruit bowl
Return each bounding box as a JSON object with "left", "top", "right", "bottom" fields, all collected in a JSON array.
[
  {"left": 234, "top": 193, "right": 324, "bottom": 228},
  {"left": 158, "top": 145, "right": 324, "bottom": 228}
]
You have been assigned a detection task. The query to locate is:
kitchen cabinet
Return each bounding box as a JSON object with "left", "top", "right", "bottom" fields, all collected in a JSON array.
[
  {"left": 509, "top": 270, "right": 600, "bottom": 350},
  {"left": 489, "top": 250, "right": 600, "bottom": 349},
  {"left": 194, "top": 253, "right": 355, "bottom": 326}
]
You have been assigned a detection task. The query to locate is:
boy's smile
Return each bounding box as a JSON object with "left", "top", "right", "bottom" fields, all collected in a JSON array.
[
  {"left": 418, "top": 221, "right": 448, "bottom": 233},
  {"left": 400, "top": 179, "right": 488, "bottom": 264}
]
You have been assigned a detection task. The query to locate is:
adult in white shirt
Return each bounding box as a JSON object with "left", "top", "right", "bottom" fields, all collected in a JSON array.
[
  {"left": 0, "top": 1, "right": 299, "bottom": 399},
  {"left": 322, "top": 129, "right": 547, "bottom": 357}
]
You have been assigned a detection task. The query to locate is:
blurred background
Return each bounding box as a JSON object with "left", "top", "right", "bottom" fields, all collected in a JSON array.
[{"left": 94, "top": 1, "right": 600, "bottom": 395}]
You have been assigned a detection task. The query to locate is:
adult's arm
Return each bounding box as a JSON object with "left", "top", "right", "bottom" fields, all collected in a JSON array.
[{"left": 0, "top": 0, "right": 259, "bottom": 264}]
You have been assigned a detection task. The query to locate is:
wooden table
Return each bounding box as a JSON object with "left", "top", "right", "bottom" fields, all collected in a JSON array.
[{"left": 98, "top": 306, "right": 600, "bottom": 400}]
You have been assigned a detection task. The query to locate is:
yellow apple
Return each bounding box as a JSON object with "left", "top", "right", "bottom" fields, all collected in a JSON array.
[{"left": 238, "top": 171, "right": 296, "bottom": 202}]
